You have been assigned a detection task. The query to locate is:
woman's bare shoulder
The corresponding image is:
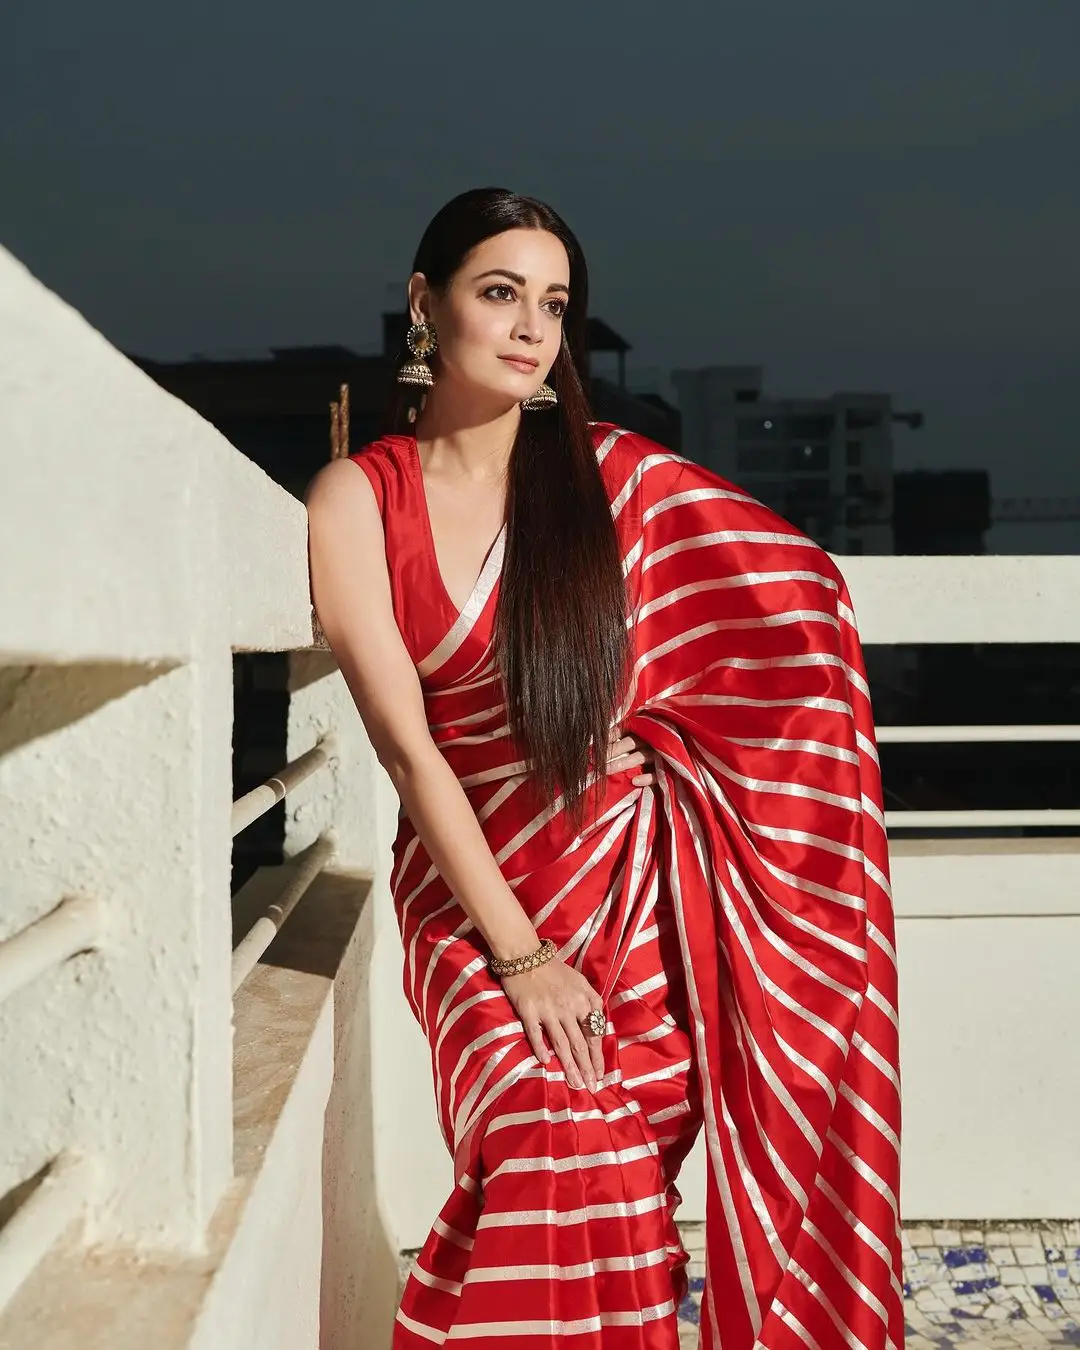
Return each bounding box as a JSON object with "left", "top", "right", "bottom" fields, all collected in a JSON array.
[
  {"left": 305, "top": 434, "right": 405, "bottom": 514},
  {"left": 305, "top": 455, "right": 378, "bottom": 515}
]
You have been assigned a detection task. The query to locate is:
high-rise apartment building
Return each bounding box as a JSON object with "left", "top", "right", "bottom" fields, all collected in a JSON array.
[{"left": 673, "top": 365, "right": 921, "bottom": 555}]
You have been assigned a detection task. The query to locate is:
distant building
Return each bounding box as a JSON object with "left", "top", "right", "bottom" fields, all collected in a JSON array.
[
  {"left": 135, "top": 344, "right": 389, "bottom": 498},
  {"left": 588, "top": 317, "right": 680, "bottom": 449},
  {"left": 135, "top": 317, "right": 677, "bottom": 499},
  {"left": 672, "top": 364, "right": 923, "bottom": 555}
]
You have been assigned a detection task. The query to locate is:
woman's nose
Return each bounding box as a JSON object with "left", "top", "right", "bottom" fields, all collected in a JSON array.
[{"left": 512, "top": 313, "right": 543, "bottom": 344}]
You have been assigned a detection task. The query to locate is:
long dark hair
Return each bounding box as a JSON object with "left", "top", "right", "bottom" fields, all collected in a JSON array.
[{"left": 388, "top": 188, "right": 630, "bottom": 823}]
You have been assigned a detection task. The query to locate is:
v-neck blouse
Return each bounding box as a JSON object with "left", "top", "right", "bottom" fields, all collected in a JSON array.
[{"left": 346, "top": 434, "right": 503, "bottom": 672}]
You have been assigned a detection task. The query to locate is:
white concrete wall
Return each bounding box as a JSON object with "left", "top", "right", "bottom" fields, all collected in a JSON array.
[
  {"left": 0, "top": 657, "right": 236, "bottom": 1248},
  {"left": 284, "top": 651, "right": 406, "bottom": 1346},
  {"left": 192, "top": 951, "right": 335, "bottom": 1350},
  {"left": 1, "top": 241, "right": 407, "bottom": 1349},
  {"left": 0, "top": 242, "right": 311, "bottom": 1249},
  {"left": 0, "top": 242, "right": 368, "bottom": 1350},
  {"left": 0, "top": 871, "right": 379, "bottom": 1350}
]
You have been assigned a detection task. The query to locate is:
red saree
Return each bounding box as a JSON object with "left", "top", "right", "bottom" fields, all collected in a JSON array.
[{"left": 348, "top": 424, "right": 902, "bottom": 1350}]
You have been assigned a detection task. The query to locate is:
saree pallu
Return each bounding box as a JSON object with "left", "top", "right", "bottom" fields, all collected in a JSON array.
[{"left": 349, "top": 425, "right": 902, "bottom": 1350}]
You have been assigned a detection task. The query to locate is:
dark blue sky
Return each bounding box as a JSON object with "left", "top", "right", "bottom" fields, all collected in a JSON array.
[{"left": 3, "top": 0, "right": 1078, "bottom": 547}]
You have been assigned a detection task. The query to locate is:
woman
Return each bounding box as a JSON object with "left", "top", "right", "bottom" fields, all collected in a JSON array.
[{"left": 307, "top": 188, "right": 902, "bottom": 1350}]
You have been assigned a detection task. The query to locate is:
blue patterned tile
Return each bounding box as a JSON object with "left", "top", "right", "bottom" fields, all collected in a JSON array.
[
  {"left": 677, "top": 1292, "right": 700, "bottom": 1326},
  {"left": 954, "top": 1276, "right": 999, "bottom": 1295},
  {"left": 944, "top": 1247, "right": 990, "bottom": 1268}
]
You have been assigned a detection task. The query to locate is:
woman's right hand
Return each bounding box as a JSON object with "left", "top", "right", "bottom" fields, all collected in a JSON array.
[{"left": 501, "top": 956, "right": 606, "bottom": 1093}]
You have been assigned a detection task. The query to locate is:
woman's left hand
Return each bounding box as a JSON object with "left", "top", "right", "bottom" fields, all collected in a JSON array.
[{"left": 606, "top": 729, "right": 656, "bottom": 787}]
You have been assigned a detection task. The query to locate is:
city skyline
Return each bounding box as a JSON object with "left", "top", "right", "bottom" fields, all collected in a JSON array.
[{"left": 2, "top": 0, "right": 1078, "bottom": 549}]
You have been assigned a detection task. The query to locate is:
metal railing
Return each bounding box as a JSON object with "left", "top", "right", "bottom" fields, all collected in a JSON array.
[
  {"left": 877, "top": 725, "right": 1080, "bottom": 744},
  {"left": 878, "top": 723, "right": 1080, "bottom": 830},
  {"left": 0, "top": 1153, "right": 94, "bottom": 1313},
  {"left": 0, "top": 898, "right": 106, "bottom": 1007},
  {"left": 231, "top": 835, "right": 336, "bottom": 992},
  {"left": 0, "top": 734, "right": 340, "bottom": 1311},
  {"left": 229, "top": 734, "right": 339, "bottom": 992},
  {"left": 230, "top": 735, "right": 338, "bottom": 838},
  {"left": 0, "top": 903, "right": 104, "bottom": 1314}
]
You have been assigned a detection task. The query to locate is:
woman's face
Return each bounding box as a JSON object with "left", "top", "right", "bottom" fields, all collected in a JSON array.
[{"left": 410, "top": 227, "right": 571, "bottom": 408}]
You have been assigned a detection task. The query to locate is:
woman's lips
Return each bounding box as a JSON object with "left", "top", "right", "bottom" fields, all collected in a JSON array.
[{"left": 499, "top": 356, "right": 540, "bottom": 373}]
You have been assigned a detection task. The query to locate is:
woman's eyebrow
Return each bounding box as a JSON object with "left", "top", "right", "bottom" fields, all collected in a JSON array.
[{"left": 473, "top": 268, "right": 570, "bottom": 295}]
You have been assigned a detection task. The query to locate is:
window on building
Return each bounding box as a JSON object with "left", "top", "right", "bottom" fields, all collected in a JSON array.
[
  {"left": 846, "top": 472, "right": 864, "bottom": 496},
  {"left": 736, "top": 446, "right": 785, "bottom": 472},
  {"left": 847, "top": 536, "right": 864, "bottom": 554},
  {"left": 788, "top": 414, "right": 835, "bottom": 439},
  {"left": 788, "top": 477, "right": 833, "bottom": 512},
  {"left": 788, "top": 443, "right": 830, "bottom": 471},
  {"left": 709, "top": 416, "right": 731, "bottom": 442},
  {"left": 736, "top": 416, "right": 781, "bottom": 441},
  {"left": 845, "top": 408, "right": 882, "bottom": 431},
  {"left": 845, "top": 503, "right": 864, "bottom": 526},
  {"left": 846, "top": 439, "right": 862, "bottom": 466}
]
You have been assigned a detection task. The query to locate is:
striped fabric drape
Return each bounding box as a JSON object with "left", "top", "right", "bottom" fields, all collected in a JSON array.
[{"left": 353, "top": 424, "right": 901, "bottom": 1350}]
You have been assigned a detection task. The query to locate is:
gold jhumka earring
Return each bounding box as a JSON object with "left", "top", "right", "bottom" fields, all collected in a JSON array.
[
  {"left": 397, "top": 321, "right": 438, "bottom": 388},
  {"left": 521, "top": 381, "right": 557, "bottom": 411}
]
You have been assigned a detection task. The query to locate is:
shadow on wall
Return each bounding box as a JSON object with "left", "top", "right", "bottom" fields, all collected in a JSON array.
[{"left": 0, "top": 661, "right": 179, "bottom": 758}]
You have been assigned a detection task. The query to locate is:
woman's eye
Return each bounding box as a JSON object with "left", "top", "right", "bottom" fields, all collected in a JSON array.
[
  {"left": 545, "top": 299, "right": 567, "bottom": 318},
  {"left": 485, "top": 284, "right": 515, "bottom": 301}
]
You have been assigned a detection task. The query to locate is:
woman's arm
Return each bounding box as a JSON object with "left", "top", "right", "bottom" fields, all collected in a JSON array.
[
  {"left": 307, "top": 458, "right": 538, "bottom": 960},
  {"left": 306, "top": 458, "right": 607, "bottom": 1090}
]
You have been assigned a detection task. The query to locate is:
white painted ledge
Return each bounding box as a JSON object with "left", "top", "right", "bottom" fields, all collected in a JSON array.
[
  {"left": 889, "top": 838, "right": 1080, "bottom": 917},
  {"left": 842, "top": 554, "right": 1080, "bottom": 644}
]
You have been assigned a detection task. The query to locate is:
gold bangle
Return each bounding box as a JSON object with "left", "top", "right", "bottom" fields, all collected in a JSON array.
[{"left": 489, "top": 937, "right": 557, "bottom": 978}]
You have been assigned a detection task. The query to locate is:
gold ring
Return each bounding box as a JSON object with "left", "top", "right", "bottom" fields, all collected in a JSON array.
[{"left": 582, "top": 1008, "right": 606, "bottom": 1038}]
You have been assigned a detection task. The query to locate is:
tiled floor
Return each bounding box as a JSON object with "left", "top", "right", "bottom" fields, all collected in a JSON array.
[
  {"left": 676, "top": 1221, "right": 1080, "bottom": 1348},
  {"left": 398, "top": 1221, "right": 1080, "bottom": 1346}
]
